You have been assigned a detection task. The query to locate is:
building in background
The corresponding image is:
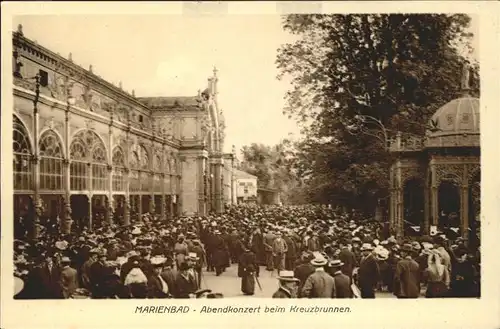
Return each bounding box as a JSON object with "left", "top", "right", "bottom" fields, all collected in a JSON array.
[
  {"left": 232, "top": 169, "right": 258, "bottom": 204},
  {"left": 257, "top": 187, "right": 281, "bottom": 205},
  {"left": 11, "top": 25, "right": 233, "bottom": 238}
]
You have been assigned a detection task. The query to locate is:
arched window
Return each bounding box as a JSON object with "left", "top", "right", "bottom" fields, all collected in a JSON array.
[
  {"left": 39, "top": 130, "right": 64, "bottom": 190},
  {"left": 130, "top": 151, "right": 140, "bottom": 192},
  {"left": 13, "top": 115, "right": 33, "bottom": 191},
  {"left": 112, "top": 147, "right": 125, "bottom": 191},
  {"left": 153, "top": 154, "right": 162, "bottom": 192},
  {"left": 70, "top": 129, "right": 107, "bottom": 191},
  {"left": 92, "top": 143, "right": 108, "bottom": 191}
]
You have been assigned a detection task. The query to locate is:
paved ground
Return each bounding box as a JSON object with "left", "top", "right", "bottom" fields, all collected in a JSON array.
[{"left": 200, "top": 264, "right": 397, "bottom": 298}]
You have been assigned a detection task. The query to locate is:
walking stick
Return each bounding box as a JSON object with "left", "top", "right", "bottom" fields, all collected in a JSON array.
[{"left": 254, "top": 273, "right": 263, "bottom": 291}]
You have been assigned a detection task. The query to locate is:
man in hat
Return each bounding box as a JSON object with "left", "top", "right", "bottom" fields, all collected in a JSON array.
[
  {"left": 393, "top": 243, "right": 420, "bottom": 298},
  {"left": 173, "top": 262, "right": 198, "bottom": 298},
  {"left": 272, "top": 270, "right": 300, "bottom": 298},
  {"left": 283, "top": 230, "right": 298, "bottom": 271},
  {"left": 307, "top": 232, "right": 321, "bottom": 252},
  {"left": 26, "top": 251, "right": 63, "bottom": 299},
  {"left": 338, "top": 239, "right": 357, "bottom": 284},
  {"left": 329, "top": 259, "right": 352, "bottom": 298},
  {"left": 59, "top": 256, "right": 78, "bottom": 299},
  {"left": 212, "top": 230, "right": 229, "bottom": 276},
  {"left": 357, "top": 243, "right": 380, "bottom": 298},
  {"left": 263, "top": 229, "right": 276, "bottom": 272},
  {"left": 189, "top": 240, "right": 206, "bottom": 286},
  {"left": 186, "top": 252, "right": 201, "bottom": 289},
  {"left": 89, "top": 250, "right": 108, "bottom": 299},
  {"left": 272, "top": 231, "right": 288, "bottom": 275},
  {"left": 294, "top": 252, "right": 315, "bottom": 296},
  {"left": 301, "top": 255, "right": 336, "bottom": 298}
]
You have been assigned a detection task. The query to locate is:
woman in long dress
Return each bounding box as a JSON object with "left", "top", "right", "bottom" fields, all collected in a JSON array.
[{"left": 238, "top": 244, "right": 259, "bottom": 296}]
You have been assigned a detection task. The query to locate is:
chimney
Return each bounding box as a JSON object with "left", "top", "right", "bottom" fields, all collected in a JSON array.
[
  {"left": 68, "top": 53, "right": 73, "bottom": 62},
  {"left": 132, "top": 89, "right": 135, "bottom": 97},
  {"left": 119, "top": 81, "right": 123, "bottom": 89},
  {"left": 17, "top": 24, "right": 24, "bottom": 36},
  {"left": 89, "top": 65, "right": 93, "bottom": 73}
]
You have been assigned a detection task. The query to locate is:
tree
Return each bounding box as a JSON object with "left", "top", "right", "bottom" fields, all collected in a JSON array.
[
  {"left": 276, "top": 14, "right": 478, "bottom": 214},
  {"left": 239, "top": 141, "right": 306, "bottom": 204}
]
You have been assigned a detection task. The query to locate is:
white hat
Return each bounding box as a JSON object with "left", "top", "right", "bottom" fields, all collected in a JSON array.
[
  {"left": 188, "top": 252, "right": 199, "bottom": 260},
  {"left": 361, "top": 243, "right": 374, "bottom": 251},
  {"left": 310, "top": 256, "right": 328, "bottom": 267},
  {"left": 150, "top": 256, "right": 166, "bottom": 266},
  {"left": 55, "top": 241, "right": 68, "bottom": 250},
  {"left": 328, "top": 259, "right": 344, "bottom": 267},
  {"left": 61, "top": 256, "right": 71, "bottom": 263},
  {"left": 277, "top": 270, "right": 300, "bottom": 282},
  {"left": 14, "top": 277, "right": 24, "bottom": 296},
  {"left": 131, "top": 228, "right": 141, "bottom": 235},
  {"left": 373, "top": 239, "right": 380, "bottom": 246},
  {"left": 124, "top": 268, "right": 147, "bottom": 285}
]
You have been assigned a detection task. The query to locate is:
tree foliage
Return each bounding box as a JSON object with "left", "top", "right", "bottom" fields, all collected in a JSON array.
[
  {"left": 276, "top": 14, "right": 478, "bottom": 213},
  {"left": 239, "top": 141, "right": 306, "bottom": 204}
]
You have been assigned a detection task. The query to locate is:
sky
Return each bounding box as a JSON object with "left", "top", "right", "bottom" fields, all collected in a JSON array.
[{"left": 13, "top": 14, "right": 478, "bottom": 157}]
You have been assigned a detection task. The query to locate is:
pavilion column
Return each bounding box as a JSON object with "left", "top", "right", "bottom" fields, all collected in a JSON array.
[
  {"left": 395, "top": 163, "right": 404, "bottom": 238},
  {"left": 106, "top": 164, "right": 113, "bottom": 225},
  {"left": 87, "top": 162, "right": 93, "bottom": 229},
  {"left": 430, "top": 164, "right": 439, "bottom": 226},
  {"left": 61, "top": 105, "right": 72, "bottom": 234},
  {"left": 61, "top": 159, "right": 72, "bottom": 234},
  {"left": 123, "top": 168, "right": 130, "bottom": 226},
  {"left": 31, "top": 78, "right": 42, "bottom": 240},
  {"left": 198, "top": 156, "right": 207, "bottom": 216},
  {"left": 423, "top": 185, "right": 430, "bottom": 235},
  {"left": 160, "top": 173, "right": 166, "bottom": 221},
  {"left": 169, "top": 173, "right": 174, "bottom": 218},
  {"left": 461, "top": 183, "right": 469, "bottom": 241},
  {"left": 149, "top": 172, "right": 155, "bottom": 215}
]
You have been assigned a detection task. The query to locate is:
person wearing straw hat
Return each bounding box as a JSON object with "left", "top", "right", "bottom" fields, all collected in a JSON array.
[
  {"left": 186, "top": 252, "right": 201, "bottom": 290},
  {"left": 272, "top": 270, "right": 300, "bottom": 298},
  {"left": 174, "top": 233, "right": 188, "bottom": 270},
  {"left": 357, "top": 243, "right": 380, "bottom": 298},
  {"left": 329, "top": 259, "right": 352, "bottom": 298},
  {"left": 59, "top": 256, "right": 78, "bottom": 299},
  {"left": 393, "top": 244, "right": 420, "bottom": 298},
  {"left": 301, "top": 254, "right": 336, "bottom": 298}
]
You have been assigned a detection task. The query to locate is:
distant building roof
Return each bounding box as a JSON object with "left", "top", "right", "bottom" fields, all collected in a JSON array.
[
  {"left": 233, "top": 169, "right": 257, "bottom": 180},
  {"left": 137, "top": 96, "right": 202, "bottom": 110}
]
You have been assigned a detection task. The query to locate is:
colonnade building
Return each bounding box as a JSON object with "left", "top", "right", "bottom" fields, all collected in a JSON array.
[{"left": 11, "top": 25, "right": 234, "bottom": 237}]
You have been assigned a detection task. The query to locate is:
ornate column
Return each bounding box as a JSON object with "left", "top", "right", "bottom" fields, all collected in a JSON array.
[
  {"left": 461, "top": 182, "right": 469, "bottom": 240},
  {"left": 395, "top": 162, "right": 404, "bottom": 238},
  {"left": 61, "top": 102, "right": 72, "bottom": 234},
  {"left": 423, "top": 183, "right": 430, "bottom": 235},
  {"left": 31, "top": 76, "right": 43, "bottom": 240},
  {"left": 106, "top": 164, "right": 113, "bottom": 225},
  {"left": 149, "top": 170, "right": 155, "bottom": 214},
  {"left": 88, "top": 194, "right": 93, "bottom": 230},
  {"left": 430, "top": 162, "right": 439, "bottom": 226},
  {"left": 169, "top": 171, "right": 174, "bottom": 219},
  {"left": 160, "top": 173, "right": 166, "bottom": 220},
  {"left": 87, "top": 162, "right": 93, "bottom": 229},
  {"left": 198, "top": 155, "right": 207, "bottom": 216}
]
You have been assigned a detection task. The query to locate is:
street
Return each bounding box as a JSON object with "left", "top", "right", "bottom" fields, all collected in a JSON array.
[{"left": 201, "top": 264, "right": 396, "bottom": 298}]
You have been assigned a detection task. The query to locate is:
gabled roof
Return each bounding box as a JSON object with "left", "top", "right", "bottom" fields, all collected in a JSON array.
[{"left": 233, "top": 169, "right": 257, "bottom": 180}]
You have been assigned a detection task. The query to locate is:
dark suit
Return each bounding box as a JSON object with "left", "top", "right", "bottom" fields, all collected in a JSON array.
[
  {"left": 294, "top": 263, "right": 315, "bottom": 296},
  {"left": 147, "top": 275, "right": 169, "bottom": 298},
  {"left": 160, "top": 268, "right": 177, "bottom": 294},
  {"left": 173, "top": 272, "right": 198, "bottom": 298},
  {"left": 333, "top": 271, "right": 352, "bottom": 298},
  {"left": 59, "top": 266, "right": 78, "bottom": 298},
  {"left": 339, "top": 248, "right": 357, "bottom": 281},
  {"left": 358, "top": 254, "right": 380, "bottom": 298},
  {"left": 26, "top": 264, "right": 63, "bottom": 299},
  {"left": 393, "top": 258, "right": 420, "bottom": 298},
  {"left": 284, "top": 236, "right": 297, "bottom": 270}
]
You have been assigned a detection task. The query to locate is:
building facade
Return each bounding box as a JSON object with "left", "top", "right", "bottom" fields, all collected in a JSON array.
[
  {"left": 388, "top": 69, "right": 480, "bottom": 247},
  {"left": 232, "top": 169, "right": 258, "bottom": 204},
  {"left": 11, "top": 26, "right": 234, "bottom": 238}
]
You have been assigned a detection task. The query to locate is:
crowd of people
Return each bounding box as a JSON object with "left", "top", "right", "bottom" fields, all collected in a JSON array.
[{"left": 13, "top": 204, "right": 480, "bottom": 299}]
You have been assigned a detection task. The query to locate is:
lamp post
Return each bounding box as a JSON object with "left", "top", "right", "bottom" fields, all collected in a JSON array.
[
  {"left": 31, "top": 74, "right": 42, "bottom": 240},
  {"left": 61, "top": 87, "right": 76, "bottom": 235}
]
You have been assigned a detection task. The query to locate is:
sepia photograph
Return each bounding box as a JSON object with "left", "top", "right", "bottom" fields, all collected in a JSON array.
[{"left": 9, "top": 10, "right": 482, "bottom": 302}]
